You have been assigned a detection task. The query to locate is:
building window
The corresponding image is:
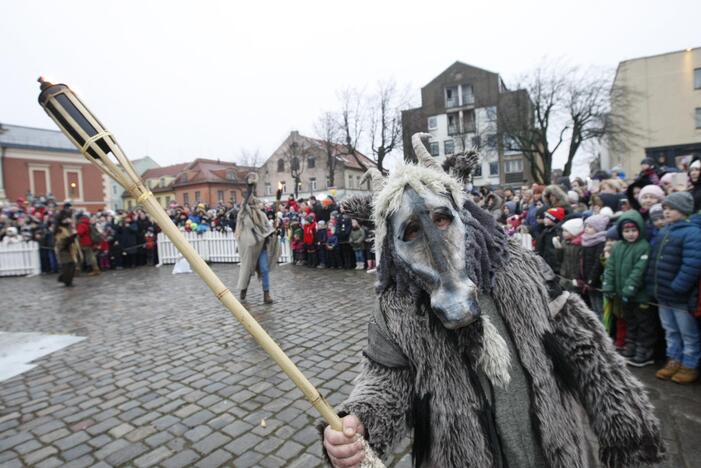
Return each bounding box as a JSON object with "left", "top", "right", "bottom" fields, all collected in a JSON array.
[
  {"left": 461, "top": 84, "right": 474, "bottom": 105},
  {"left": 280, "top": 181, "right": 287, "bottom": 193},
  {"left": 65, "top": 170, "right": 81, "bottom": 200},
  {"left": 277, "top": 159, "right": 285, "bottom": 172},
  {"left": 444, "top": 140, "right": 455, "bottom": 155},
  {"left": 265, "top": 183, "right": 272, "bottom": 196},
  {"left": 230, "top": 191, "right": 237, "bottom": 202},
  {"left": 310, "top": 177, "right": 317, "bottom": 191},
  {"left": 445, "top": 86, "right": 458, "bottom": 108},
  {"left": 429, "top": 142, "right": 440, "bottom": 157},
  {"left": 29, "top": 166, "right": 50, "bottom": 196},
  {"left": 473, "top": 164, "right": 483, "bottom": 178},
  {"left": 127, "top": 200, "right": 133, "bottom": 209},
  {"left": 160, "top": 177, "right": 165, "bottom": 187},
  {"left": 471, "top": 136, "right": 481, "bottom": 149},
  {"left": 485, "top": 106, "right": 497, "bottom": 122},
  {"left": 489, "top": 161, "right": 500, "bottom": 176},
  {"left": 307, "top": 157, "right": 316, "bottom": 169},
  {"left": 183, "top": 192, "right": 189, "bottom": 204},
  {"left": 697, "top": 108, "right": 701, "bottom": 129},
  {"left": 157, "top": 196, "right": 162, "bottom": 206},
  {"left": 447, "top": 113, "right": 459, "bottom": 135},
  {"left": 486, "top": 134, "right": 497, "bottom": 149},
  {"left": 463, "top": 109, "right": 476, "bottom": 132},
  {"left": 194, "top": 191, "right": 201, "bottom": 202},
  {"left": 428, "top": 116, "right": 438, "bottom": 130},
  {"left": 347, "top": 174, "right": 354, "bottom": 189},
  {"left": 356, "top": 176, "right": 361, "bottom": 188},
  {"left": 112, "top": 185, "right": 117, "bottom": 194},
  {"left": 504, "top": 159, "right": 524, "bottom": 173},
  {"left": 217, "top": 190, "right": 224, "bottom": 201},
  {"left": 165, "top": 196, "right": 171, "bottom": 205},
  {"left": 695, "top": 68, "right": 701, "bottom": 89}
]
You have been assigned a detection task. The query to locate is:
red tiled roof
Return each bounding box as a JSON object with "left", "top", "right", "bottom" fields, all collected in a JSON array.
[
  {"left": 305, "top": 136, "right": 376, "bottom": 171},
  {"left": 174, "top": 159, "right": 254, "bottom": 186},
  {"left": 142, "top": 163, "right": 189, "bottom": 179}
]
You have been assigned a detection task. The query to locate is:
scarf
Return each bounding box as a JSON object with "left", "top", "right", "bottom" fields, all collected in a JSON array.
[{"left": 581, "top": 230, "right": 607, "bottom": 247}]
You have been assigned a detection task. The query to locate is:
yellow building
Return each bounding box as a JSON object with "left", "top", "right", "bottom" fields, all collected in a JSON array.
[
  {"left": 605, "top": 47, "right": 701, "bottom": 177},
  {"left": 122, "top": 163, "right": 188, "bottom": 210}
]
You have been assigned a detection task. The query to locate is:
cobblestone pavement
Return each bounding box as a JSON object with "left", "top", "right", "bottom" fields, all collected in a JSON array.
[{"left": 0, "top": 264, "right": 699, "bottom": 467}]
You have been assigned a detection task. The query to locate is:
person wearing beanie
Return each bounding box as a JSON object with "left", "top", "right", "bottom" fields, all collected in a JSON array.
[
  {"left": 647, "top": 203, "right": 666, "bottom": 240},
  {"left": 316, "top": 220, "right": 329, "bottom": 268},
  {"left": 602, "top": 211, "right": 654, "bottom": 367},
  {"left": 536, "top": 207, "right": 563, "bottom": 273},
  {"left": 580, "top": 214, "right": 609, "bottom": 319},
  {"left": 349, "top": 219, "right": 366, "bottom": 270},
  {"left": 688, "top": 158, "right": 701, "bottom": 212},
  {"left": 637, "top": 158, "right": 660, "bottom": 186},
  {"left": 646, "top": 192, "right": 701, "bottom": 383},
  {"left": 556, "top": 218, "right": 584, "bottom": 293}
]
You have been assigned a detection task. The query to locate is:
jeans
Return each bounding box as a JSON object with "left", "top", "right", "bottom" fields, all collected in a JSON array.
[
  {"left": 258, "top": 249, "right": 270, "bottom": 292},
  {"left": 354, "top": 249, "right": 365, "bottom": 263},
  {"left": 658, "top": 305, "right": 701, "bottom": 368}
]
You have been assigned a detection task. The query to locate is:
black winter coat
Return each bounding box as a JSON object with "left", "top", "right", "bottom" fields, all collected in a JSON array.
[
  {"left": 536, "top": 226, "right": 560, "bottom": 273},
  {"left": 580, "top": 242, "right": 605, "bottom": 288}
]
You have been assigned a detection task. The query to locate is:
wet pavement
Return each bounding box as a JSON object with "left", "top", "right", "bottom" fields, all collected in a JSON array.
[{"left": 0, "top": 264, "right": 698, "bottom": 467}]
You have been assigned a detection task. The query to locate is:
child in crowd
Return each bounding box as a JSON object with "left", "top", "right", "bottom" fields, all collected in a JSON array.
[
  {"left": 602, "top": 211, "right": 653, "bottom": 367},
  {"left": 580, "top": 214, "right": 609, "bottom": 319},
  {"left": 325, "top": 225, "right": 340, "bottom": 269},
  {"left": 365, "top": 227, "right": 376, "bottom": 273},
  {"left": 291, "top": 232, "right": 304, "bottom": 265},
  {"left": 98, "top": 230, "right": 111, "bottom": 270},
  {"left": 303, "top": 214, "right": 317, "bottom": 267},
  {"left": 555, "top": 218, "right": 583, "bottom": 292},
  {"left": 647, "top": 203, "right": 666, "bottom": 240},
  {"left": 349, "top": 219, "right": 366, "bottom": 270},
  {"left": 536, "top": 207, "right": 564, "bottom": 273},
  {"left": 647, "top": 192, "right": 701, "bottom": 383},
  {"left": 144, "top": 227, "right": 156, "bottom": 266},
  {"left": 315, "top": 220, "right": 328, "bottom": 268}
]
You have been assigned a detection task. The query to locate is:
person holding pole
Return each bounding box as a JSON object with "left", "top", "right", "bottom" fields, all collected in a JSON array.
[{"left": 234, "top": 173, "right": 280, "bottom": 303}]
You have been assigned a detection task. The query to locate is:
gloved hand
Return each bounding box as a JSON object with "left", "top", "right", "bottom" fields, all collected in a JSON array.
[{"left": 552, "top": 237, "right": 562, "bottom": 249}]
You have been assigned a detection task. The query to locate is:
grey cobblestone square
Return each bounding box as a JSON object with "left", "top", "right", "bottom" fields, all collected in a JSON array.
[{"left": 1, "top": 264, "right": 697, "bottom": 467}]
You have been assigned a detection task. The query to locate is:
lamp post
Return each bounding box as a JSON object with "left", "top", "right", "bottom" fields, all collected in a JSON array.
[{"left": 36, "top": 79, "right": 383, "bottom": 466}]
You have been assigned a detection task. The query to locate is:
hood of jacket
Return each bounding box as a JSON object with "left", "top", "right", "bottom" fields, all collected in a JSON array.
[{"left": 615, "top": 210, "right": 646, "bottom": 239}]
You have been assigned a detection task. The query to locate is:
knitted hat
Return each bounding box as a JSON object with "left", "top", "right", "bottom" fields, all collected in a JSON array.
[
  {"left": 641, "top": 157, "right": 655, "bottom": 166},
  {"left": 561, "top": 218, "right": 584, "bottom": 237},
  {"left": 690, "top": 159, "right": 701, "bottom": 170},
  {"left": 620, "top": 219, "right": 638, "bottom": 231},
  {"left": 567, "top": 190, "right": 579, "bottom": 204},
  {"left": 649, "top": 203, "right": 664, "bottom": 221},
  {"left": 662, "top": 192, "right": 694, "bottom": 216},
  {"left": 599, "top": 206, "right": 615, "bottom": 219},
  {"left": 637, "top": 184, "right": 665, "bottom": 203},
  {"left": 606, "top": 226, "right": 619, "bottom": 241},
  {"left": 584, "top": 214, "right": 609, "bottom": 233},
  {"left": 317, "top": 220, "right": 326, "bottom": 227},
  {"left": 544, "top": 207, "right": 565, "bottom": 223}
]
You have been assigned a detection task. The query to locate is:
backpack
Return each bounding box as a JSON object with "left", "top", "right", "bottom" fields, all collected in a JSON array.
[{"left": 90, "top": 226, "right": 101, "bottom": 245}]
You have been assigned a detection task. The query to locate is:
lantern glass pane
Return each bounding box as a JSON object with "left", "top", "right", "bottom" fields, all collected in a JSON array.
[{"left": 55, "top": 93, "right": 98, "bottom": 137}]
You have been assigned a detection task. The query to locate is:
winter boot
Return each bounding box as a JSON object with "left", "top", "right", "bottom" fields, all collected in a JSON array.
[
  {"left": 355, "top": 262, "right": 365, "bottom": 270},
  {"left": 240, "top": 289, "right": 247, "bottom": 301},
  {"left": 671, "top": 366, "right": 699, "bottom": 384},
  {"left": 655, "top": 359, "right": 681, "bottom": 380},
  {"left": 88, "top": 266, "right": 101, "bottom": 276},
  {"left": 627, "top": 353, "right": 654, "bottom": 368},
  {"left": 619, "top": 342, "right": 635, "bottom": 359},
  {"left": 263, "top": 291, "right": 273, "bottom": 304}
]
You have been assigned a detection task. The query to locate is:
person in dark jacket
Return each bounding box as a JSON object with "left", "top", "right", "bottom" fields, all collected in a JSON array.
[
  {"left": 337, "top": 213, "right": 354, "bottom": 269},
  {"left": 580, "top": 214, "right": 609, "bottom": 319},
  {"left": 602, "top": 211, "right": 653, "bottom": 367},
  {"left": 315, "top": 220, "right": 328, "bottom": 268},
  {"left": 536, "top": 207, "right": 564, "bottom": 273},
  {"left": 647, "top": 192, "right": 701, "bottom": 384},
  {"left": 688, "top": 159, "right": 701, "bottom": 212}
]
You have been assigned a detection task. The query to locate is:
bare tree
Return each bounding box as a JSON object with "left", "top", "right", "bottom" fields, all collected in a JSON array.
[
  {"left": 368, "top": 80, "right": 407, "bottom": 174},
  {"left": 314, "top": 112, "right": 341, "bottom": 187},
  {"left": 336, "top": 87, "right": 368, "bottom": 171},
  {"left": 499, "top": 61, "right": 637, "bottom": 184},
  {"left": 235, "top": 148, "right": 263, "bottom": 168},
  {"left": 283, "top": 139, "right": 307, "bottom": 199}
]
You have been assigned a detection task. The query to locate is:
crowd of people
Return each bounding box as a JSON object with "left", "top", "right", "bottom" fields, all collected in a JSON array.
[
  {"left": 3, "top": 155, "right": 701, "bottom": 383},
  {"left": 475, "top": 156, "right": 701, "bottom": 384}
]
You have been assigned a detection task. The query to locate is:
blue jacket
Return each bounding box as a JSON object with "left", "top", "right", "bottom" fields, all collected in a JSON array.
[{"left": 646, "top": 218, "right": 701, "bottom": 311}]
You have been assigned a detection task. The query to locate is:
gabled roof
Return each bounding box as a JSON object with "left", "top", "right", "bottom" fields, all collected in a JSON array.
[
  {"left": 142, "top": 163, "right": 189, "bottom": 180},
  {"left": 423, "top": 61, "right": 499, "bottom": 89},
  {"left": 0, "top": 123, "right": 78, "bottom": 153},
  {"left": 268, "top": 131, "right": 376, "bottom": 171},
  {"left": 173, "top": 158, "right": 254, "bottom": 187}
]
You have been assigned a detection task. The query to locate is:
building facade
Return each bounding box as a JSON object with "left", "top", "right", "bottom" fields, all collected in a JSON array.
[
  {"left": 0, "top": 123, "right": 107, "bottom": 211},
  {"left": 604, "top": 47, "right": 701, "bottom": 176},
  {"left": 122, "top": 162, "right": 188, "bottom": 210},
  {"left": 171, "top": 159, "right": 253, "bottom": 207},
  {"left": 108, "top": 156, "right": 160, "bottom": 211},
  {"left": 257, "top": 131, "right": 376, "bottom": 202},
  {"left": 401, "top": 62, "right": 534, "bottom": 187}
]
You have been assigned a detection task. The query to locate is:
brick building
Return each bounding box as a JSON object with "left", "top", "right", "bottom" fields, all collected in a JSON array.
[
  {"left": 0, "top": 123, "right": 107, "bottom": 211},
  {"left": 172, "top": 159, "right": 254, "bottom": 207},
  {"left": 123, "top": 163, "right": 188, "bottom": 210}
]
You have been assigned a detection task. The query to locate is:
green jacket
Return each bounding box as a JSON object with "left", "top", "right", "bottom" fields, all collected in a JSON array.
[{"left": 601, "top": 211, "right": 650, "bottom": 303}]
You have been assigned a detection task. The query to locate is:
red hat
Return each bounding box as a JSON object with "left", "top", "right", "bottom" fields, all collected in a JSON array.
[{"left": 545, "top": 207, "right": 565, "bottom": 223}]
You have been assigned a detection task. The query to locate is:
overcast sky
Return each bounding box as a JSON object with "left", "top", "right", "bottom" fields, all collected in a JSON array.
[{"left": 2, "top": 0, "right": 699, "bottom": 174}]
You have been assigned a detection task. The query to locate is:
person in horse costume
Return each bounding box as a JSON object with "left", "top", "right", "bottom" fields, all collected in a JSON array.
[{"left": 322, "top": 134, "right": 664, "bottom": 468}]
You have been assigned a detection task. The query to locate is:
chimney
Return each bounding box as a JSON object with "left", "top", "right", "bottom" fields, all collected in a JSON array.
[{"left": 290, "top": 130, "right": 299, "bottom": 138}]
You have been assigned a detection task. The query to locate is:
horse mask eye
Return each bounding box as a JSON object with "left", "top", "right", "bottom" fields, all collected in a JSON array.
[{"left": 391, "top": 188, "right": 480, "bottom": 329}]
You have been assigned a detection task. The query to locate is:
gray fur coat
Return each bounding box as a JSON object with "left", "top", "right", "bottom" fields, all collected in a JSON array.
[{"left": 339, "top": 244, "right": 664, "bottom": 468}]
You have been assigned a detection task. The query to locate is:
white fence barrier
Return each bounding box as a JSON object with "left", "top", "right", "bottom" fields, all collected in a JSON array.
[
  {"left": 157, "top": 231, "right": 292, "bottom": 265},
  {"left": 0, "top": 241, "right": 41, "bottom": 277}
]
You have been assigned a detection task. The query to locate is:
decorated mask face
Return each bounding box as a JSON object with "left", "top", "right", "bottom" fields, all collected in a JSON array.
[{"left": 389, "top": 187, "right": 480, "bottom": 329}]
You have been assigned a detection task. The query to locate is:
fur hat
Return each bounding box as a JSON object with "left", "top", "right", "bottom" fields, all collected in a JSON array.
[
  {"left": 637, "top": 184, "right": 665, "bottom": 203},
  {"left": 544, "top": 207, "right": 565, "bottom": 223},
  {"left": 584, "top": 214, "right": 609, "bottom": 233},
  {"left": 561, "top": 218, "right": 584, "bottom": 237},
  {"left": 663, "top": 192, "right": 694, "bottom": 216}
]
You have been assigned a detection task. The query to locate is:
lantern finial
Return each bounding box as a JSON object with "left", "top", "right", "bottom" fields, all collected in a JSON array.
[{"left": 37, "top": 76, "right": 54, "bottom": 91}]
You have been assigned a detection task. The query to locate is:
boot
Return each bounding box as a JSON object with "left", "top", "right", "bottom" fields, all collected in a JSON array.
[
  {"left": 240, "top": 289, "right": 247, "bottom": 301},
  {"left": 671, "top": 366, "right": 699, "bottom": 384},
  {"left": 263, "top": 291, "right": 273, "bottom": 304},
  {"left": 355, "top": 262, "right": 364, "bottom": 270},
  {"left": 619, "top": 342, "right": 635, "bottom": 359},
  {"left": 88, "top": 265, "right": 101, "bottom": 276},
  {"left": 655, "top": 359, "right": 681, "bottom": 380}
]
